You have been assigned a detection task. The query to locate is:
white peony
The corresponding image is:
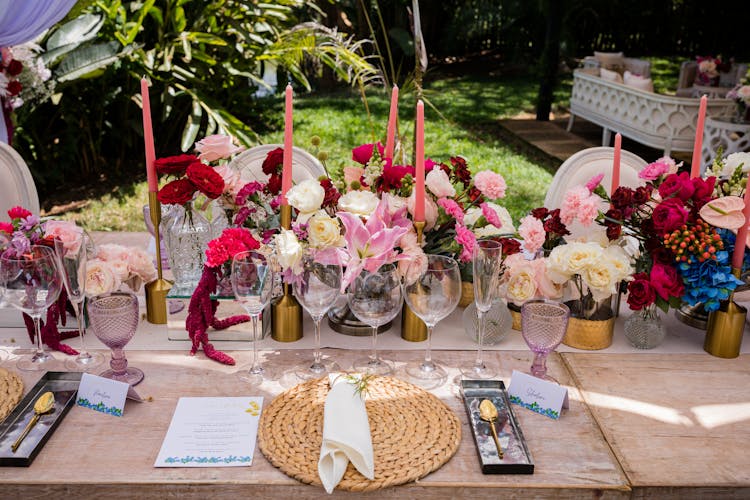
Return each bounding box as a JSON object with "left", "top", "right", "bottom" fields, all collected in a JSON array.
[
  {"left": 307, "top": 211, "right": 343, "bottom": 249},
  {"left": 286, "top": 179, "right": 325, "bottom": 216},
  {"left": 84, "top": 259, "right": 121, "bottom": 297},
  {"left": 338, "top": 190, "right": 379, "bottom": 217},
  {"left": 275, "top": 229, "right": 304, "bottom": 274},
  {"left": 425, "top": 168, "right": 456, "bottom": 198}
]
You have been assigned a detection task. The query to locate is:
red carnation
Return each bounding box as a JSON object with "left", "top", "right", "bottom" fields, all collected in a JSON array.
[
  {"left": 632, "top": 185, "right": 652, "bottom": 205},
  {"left": 319, "top": 178, "right": 341, "bottom": 209},
  {"left": 610, "top": 186, "right": 634, "bottom": 210},
  {"left": 450, "top": 156, "right": 471, "bottom": 187},
  {"left": 0, "top": 222, "right": 13, "bottom": 234},
  {"left": 6, "top": 59, "right": 23, "bottom": 76},
  {"left": 531, "top": 207, "right": 549, "bottom": 220},
  {"left": 157, "top": 179, "right": 196, "bottom": 205},
  {"left": 154, "top": 154, "right": 200, "bottom": 176},
  {"left": 6, "top": 80, "right": 21, "bottom": 96},
  {"left": 186, "top": 162, "right": 225, "bottom": 199},
  {"left": 262, "top": 148, "right": 284, "bottom": 176},
  {"left": 498, "top": 237, "right": 521, "bottom": 256},
  {"left": 266, "top": 173, "right": 282, "bottom": 195},
  {"left": 7, "top": 206, "right": 32, "bottom": 220}
]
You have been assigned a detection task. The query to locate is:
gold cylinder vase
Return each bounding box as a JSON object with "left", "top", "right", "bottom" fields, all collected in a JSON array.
[
  {"left": 563, "top": 315, "right": 615, "bottom": 350},
  {"left": 508, "top": 303, "right": 522, "bottom": 331},
  {"left": 458, "top": 281, "right": 474, "bottom": 308},
  {"left": 704, "top": 299, "right": 746, "bottom": 359}
]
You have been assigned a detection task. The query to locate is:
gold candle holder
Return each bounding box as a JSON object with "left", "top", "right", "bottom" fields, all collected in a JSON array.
[
  {"left": 271, "top": 204, "right": 302, "bottom": 342},
  {"left": 401, "top": 221, "right": 428, "bottom": 342},
  {"left": 145, "top": 191, "right": 172, "bottom": 324},
  {"left": 704, "top": 269, "right": 746, "bottom": 358}
]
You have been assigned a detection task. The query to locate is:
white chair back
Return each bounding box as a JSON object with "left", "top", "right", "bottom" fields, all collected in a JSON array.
[
  {"left": 544, "top": 146, "right": 648, "bottom": 209},
  {"left": 228, "top": 144, "right": 326, "bottom": 184},
  {"left": 0, "top": 142, "right": 39, "bottom": 216}
]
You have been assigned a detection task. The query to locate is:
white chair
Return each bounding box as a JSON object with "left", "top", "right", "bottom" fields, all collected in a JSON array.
[
  {"left": 0, "top": 142, "right": 39, "bottom": 216},
  {"left": 544, "top": 146, "right": 648, "bottom": 209},
  {"left": 228, "top": 144, "right": 326, "bottom": 184}
]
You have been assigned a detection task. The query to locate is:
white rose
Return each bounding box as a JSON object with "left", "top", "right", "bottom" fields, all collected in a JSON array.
[
  {"left": 565, "top": 241, "right": 603, "bottom": 274},
  {"left": 286, "top": 179, "right": 325, "bottom": 216},
  {"left": 583, "top": 260, "right": 618, "bottom": 301},
  {"left": 307, "top": 211, "right": 343, "bottom": 248},
  {"left": 505, "top": 265, "right": 538, "bottom": 305},
  {"left": 546, "top": 245, "right": 573, "bottom": 284},
  {"left": 338, "top": 190, "right": 379, "bottom": 217},
  {"left": 723, "top": 152, "right": 750, "bottom": 177},
  {"left": 275, "top": 229, "right": 303, "bottom": 274},
  {"left": 84, "top": 259, "right": 121, "bottom": 297},
  {"left": 425, "top": 168, "right": 455, "bottom": 198},
  {"left": 603, "top": 245, "right": 633, "bottom": 283}
]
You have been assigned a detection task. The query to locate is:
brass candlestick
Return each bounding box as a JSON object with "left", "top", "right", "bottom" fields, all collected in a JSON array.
[
  {"left": 401, "top": 221, "right": 428, "bottom": 342},
  {"left": 145, "top": 192, "right": 172, "bottom": 324},
  {"left": 704, "top": 268, "right": 746, "bottom": 358},
  {"left": 271, "top": 204, "right": 302, "bottom": 342}
]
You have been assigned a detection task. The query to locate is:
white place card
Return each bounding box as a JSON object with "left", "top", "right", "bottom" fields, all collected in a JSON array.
[
  {"left": 154, "top": 397, "right": 263, "bottom": 467},
  {"left": 76, "top": 373, "right": 129, "bottom": 417},
  {"left": 507, "top": 370, "right": 569, "bottom": 420}
]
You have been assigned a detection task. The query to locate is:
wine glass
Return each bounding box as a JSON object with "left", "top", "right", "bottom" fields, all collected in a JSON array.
[
  {"left": 88, "top": 291, "right": 144, "bottom": 385},
  {"left": 1, "top": 245, "right": 64, "bottom": 371},
  {"left": 521, "top": 299, "right": 570, "bottom": 382},
  {"left": 232, "top": 251, "right": 274, "bottom": 384},
  {"left": 404, "top": 254, "right": 461, "bottom": 382},
  {"left": 54, "top": 234, "right": 105, "bottom": 371},
  {"left": 293, "top": 250, "right": 342, "bottom": 379},
  {"left": 460, "top": 239, "right": 502, "bottom": 379},
  {"left": 348, "top": 263, "right": 403, "bottom": 375}
]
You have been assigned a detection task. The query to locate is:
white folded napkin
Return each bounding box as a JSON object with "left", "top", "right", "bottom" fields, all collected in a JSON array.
[{"left": 318, "top": 373, "right": 374, "bottom": 493}]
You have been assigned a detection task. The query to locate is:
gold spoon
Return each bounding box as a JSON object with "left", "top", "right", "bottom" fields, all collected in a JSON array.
[
  {"left": 11, "top": 391, "right": 55, "bottom": 453},
  {"left": 479, "top": 399, "right": 504, "bottom": 459}
]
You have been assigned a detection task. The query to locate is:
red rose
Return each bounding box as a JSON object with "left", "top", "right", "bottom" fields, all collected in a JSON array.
[
  {"left": 691, "top": 176, "right": 716, "bottom": 209},
  {"left": 351, "top": 142, "right": 384, "bottom": 165},
  {"left": 650, "top": 246, "right": 675, "bottom": 266},
  {"left": 379, "top": 163, "right": 414, "bottom": 192},
  {"left": 6, "top": 80, "right": 21, "bottom": 96},
  {"left": 650, "top": 263, "right": 684, "bottom": 300},
  {"left": 266, "top": 173, "right": 282, "bottom": 195},
  {"left": 155, "top": 154, "right": 200, "bottom": 176},
  {"left": 157, "top": 179, "right": 196, "bottom": 205},
  {"left": 319, "top": 178, "right": 341, "bottom": 209},
  {"left": 186, "top": 162, "right": 225, "bottom": 199},
  {"left": 7, "top": 206, "right": 32, "bottom": 220},
  {"left": 0, "top": 221, "right": 13, "bottom": 234},
  {"left": 6, "top": 59, "right": 23, "bottom": 76},
  {"left": 262, "top": 148, "right": 284, "bottom": 176},
  {"left": 627, "top": 274, "right": 656, "bottom": 310},
  {"left": 658, "top": 172, "right": 695, "bottom": 201},
  {"left": 610, "top": 186, "right": 634, "bottom": 210},
  {"left": 652, "top": 198, "right": 688, "bottom": 235}
]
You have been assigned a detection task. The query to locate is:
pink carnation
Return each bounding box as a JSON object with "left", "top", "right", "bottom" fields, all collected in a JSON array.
[
  {"left": 559, "top": 185, "right": 589, "bottom": 225},
  {"left": 455, "top": 224, "right": 476, "bottom": 262},
  {"left": 585, "top": 173, "right": 604, "bottom": 192},
  {"left": 473, "top": 170, "right": 507, "bottom": 199},
  {"left": 578, "top": 195, "right": 600, "bottom": 227},
  {"left": 518, "top": 215, "right": 545, "bottom": 254},
  {"left": 437, "top": 198, "right": 464, "bottom": 224},
  {"left": 0, "top": 222, "right": 13, "bottom": 234},
  {"left": 639, "top": 160, "right": 670, "bottom": 181},
  {"left": 481, "top": 202, "right": 502, "bottom": 228}
]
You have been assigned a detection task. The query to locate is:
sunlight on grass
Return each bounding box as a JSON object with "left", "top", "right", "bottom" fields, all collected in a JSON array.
[{"left": 57, "top": 182, "right": 151, "bottom": 232}]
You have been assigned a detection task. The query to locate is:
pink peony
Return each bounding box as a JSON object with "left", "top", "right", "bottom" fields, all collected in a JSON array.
[
  {"left": 194, "top": 134, "right": 244, "bottom": 162},
  {"left": 473, "top": 170, "right": 507, "bottom": 199},
  {"left": 518, "top": 215, "right": 545, "bottom": 255},
  {"left": 437, "top": 198, "right": 464, "bottom": 224},
  {"left": 43, "top": 220, "right": 83, "bottom": 255},
  {"left": 425, "top": 168, "right": 456, "bottom": 198},
  {"left": 585, "top": 173, "right": 604, "bottom": 192},
  {"left": 481, "top": 202, "right": 502, "bottom": 228},
  {"left": 455, "top": 224, "right": 476, "bottom": 262}
]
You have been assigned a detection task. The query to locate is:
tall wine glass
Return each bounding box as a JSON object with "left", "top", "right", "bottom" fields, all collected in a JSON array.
[
  {"left": 1, "top": 245, "right": 64, "bottom": 371},
  {"left": 404, "top": 254, "right": 462, "bottom": 381},
  {"left": 521, "top": 299, "right": 570, "bottom": 382},
  {"left": 348, "top": 263, "right": 403, "bottom": 375},
  {"left": 293, "top": 250, "right": 342, "bottom": 379},
  {"left": 460, "top": 239, "right": 502, "bottom": 379},
  {"left": 54, "top": 234, "right": 105, "bottom": 371},
  {"left": 232, "top": 251, "right": 274, "bottom": 384}
]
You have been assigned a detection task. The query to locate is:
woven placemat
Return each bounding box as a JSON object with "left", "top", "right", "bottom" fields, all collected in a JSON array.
[
  {"left": 0, "top": 367, "right": 23, "bottom": 421},
  {"left": 259, "top": 376, "right": 461, "bottom": 492}
]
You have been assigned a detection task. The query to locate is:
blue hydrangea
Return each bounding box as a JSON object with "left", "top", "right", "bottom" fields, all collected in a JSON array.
[{"left": 678, "top": 249, "right": 743, "bottom": 312}]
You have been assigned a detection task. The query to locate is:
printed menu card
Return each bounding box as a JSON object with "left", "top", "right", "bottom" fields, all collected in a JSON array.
[{"left": 154, "top": 397, "right": 263, "bottom": 467}]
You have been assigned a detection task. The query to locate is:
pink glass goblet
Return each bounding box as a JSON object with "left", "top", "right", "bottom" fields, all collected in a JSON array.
[
  {"left": 520, "top": 300, "right": 570, "bottom": 382},
  {"left": 88, "top": 292, "right": 144, "bottom": 386}
]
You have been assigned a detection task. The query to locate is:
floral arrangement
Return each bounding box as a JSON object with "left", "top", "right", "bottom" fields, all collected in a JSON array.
[
  {"left": 726, "top": 84, "right": 750, "bottom": 122},
  {"left": 0, "top": 43, "right": 53, "bottom": 110},
  {"left": 84, "top": 243, "right": 157, "bottom": 297},
  {"left": 695, "top": 55, "right": 726, "bottom": 86}
]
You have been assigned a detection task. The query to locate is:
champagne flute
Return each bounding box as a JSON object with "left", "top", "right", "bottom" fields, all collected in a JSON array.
[
  {"left": 404, "top": 254, "right": 461, "bottom": 382},
  {"left": 348, "top": 263, "right": 403, "bottom": 375},
  {"left": 293, "top": 250, "right": 342, "bottom": 379},
  {"left": 460, "top": 239, "right": 502, "bottom": 379},
  {"left": 1, "top": 245, "right": 64, "bottom": 371},
  {"left": 232, "top": 251, "right": 274, "bottom": 384}
]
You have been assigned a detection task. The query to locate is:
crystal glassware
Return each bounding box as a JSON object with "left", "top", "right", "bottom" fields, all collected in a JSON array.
[
  {"left": 348, "top": 263, "right": 403, "bottom": 375},
  {"left": 404, "top": 254, "right": 462, "bottom": 382},
  {"left": 520, "top": 299, "right": 570, "bottom": 382},
  {"left": 1, "top": 245, "right": 64, "bottom": 371},
  {"left": 460, "top": 239, "right": 502, "bottom": 379},
  {"left": 231, "top": 251, "right": 275, "bottom": 384},
  {"left": 54, "top": 234, "right": 105, "bottom": 371},
  {"left": 293, "top": 250, "right": 342, "bottom": 379},
  {"left": 88, "top": 291, "right": 144, "bottom": 385}
]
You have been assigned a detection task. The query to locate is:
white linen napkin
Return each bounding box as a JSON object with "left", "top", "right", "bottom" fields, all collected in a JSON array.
[{"left": 318, "top": 373, "right": 374, "bottom": 493}]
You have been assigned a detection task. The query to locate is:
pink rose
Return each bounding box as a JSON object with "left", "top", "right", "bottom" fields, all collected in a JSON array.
[
  {"left": 658, "top": 172, "right": 695, "bottom": 201},
  {"left": 437, "top": 198, "right": 464, "bottom": 224},
  {"left": 531, "top": 258, "right": 563, "bottom": 299},
  {"left": 425, "top": 168, "right": 456, "bottom": 198},
  {"left": 650, "top": 263, "right": 684, "bottom": 300},
  {"left": 407, "top": 192, "right": 438, "bottom": 231},
  {"left": 343, "top": 166, "right": 365, "bottom": 189},
  {"left": 455, "top": 224, "right": 476, "bottom": 262},
  {"left": 194, "top": 134, "right": 244, "bottom": 162},
  {"left": 652, "top": 198, "right": 688, "bottom": 235},
  {"left": 213, "top": 165, "right": 243, "bottom": 198},
  {"left": 43, "top": 220, "right": 83, "bottom": 255},
  {"left": 518, "top": 215, "right": 545, "bottom": 255},
  {"left": 84, "top": 259, "right": 121, "bottom": 297},
  {"left": 473, "top": 170, "right": 507, "bottom": 199},
  {"left": 127, "top": 248, "right": 157, "bottom": 283}
]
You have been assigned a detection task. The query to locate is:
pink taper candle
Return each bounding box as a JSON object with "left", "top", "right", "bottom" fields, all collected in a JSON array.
[
  {"left": 690, "top": 95, "right": 708, "bottom": 179},
  {"left": 281, "top": 84, "right": 294, "bottom": 204},
  {"left": 385, "top": 85, "right": 399, "bottom": 159},
  {"left": 414, "top": 100, "right": 425, "bottom": 222},
  {"left": 610, "top": 133, "right": 621, "bottom": 194},
  {"left": 732, "top": 184, "right": 750, "bottom": 269},
  {"left": 141, "top": 78, "right": 158, "bottom": 192}
]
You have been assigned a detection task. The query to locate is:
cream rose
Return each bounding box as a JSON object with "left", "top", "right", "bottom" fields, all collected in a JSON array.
[
  {"left": 275, "top": 229, "right": 304, "bottom": 274},
  {"left": 128, "top": 248, "right": 157, "bottom": 283},
  {"left": 506, "top": 265, "right": 538, "bottom": 305},
  {"left": 546, "top": 245, "right": 572, "bottom": 284},
  {"left": 307, "top": 211, "right": 343, "bottom": 248},
  {"left": 338, "top": 190, "right": 379, "bottom": 217},
  {"left": 84, "top": 259, "right": 121, "bottom": 297},
  {"left": 583, "top": 261, "right": 618, "bottom": 300},
  {"left": 564, "top": 242, "right": 602, "bottom": 274},
  {"left": 425, "top": 168, "right": 455, "bottom": 198},
  {"left": 286, "top": 179, "right": 325, "bottom": 217}
]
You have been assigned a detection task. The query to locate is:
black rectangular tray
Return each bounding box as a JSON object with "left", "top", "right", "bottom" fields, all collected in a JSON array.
[
  {"left": 0, "top": 371, "right": 81, "bottom": 466},
  {"left": 460, "top": 379, "right": 534, "bottom": 474}
]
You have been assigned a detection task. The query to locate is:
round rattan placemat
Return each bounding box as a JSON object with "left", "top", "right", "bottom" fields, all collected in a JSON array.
[
  {"left": 0, "top": 367, "right": 23, "bottom": 421},
  {"left": 258, "top": 376, "right": 461, "bottom": 492}
]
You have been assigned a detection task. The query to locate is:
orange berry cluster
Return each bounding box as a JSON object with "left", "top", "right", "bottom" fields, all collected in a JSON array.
[{"left": 664, "top": 221, "right": 723, "bottom": 264}]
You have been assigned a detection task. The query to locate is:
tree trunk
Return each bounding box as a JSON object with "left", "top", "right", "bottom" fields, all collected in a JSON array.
[{"left": 536, "top": 0, "right": 564, "bottom": 121}]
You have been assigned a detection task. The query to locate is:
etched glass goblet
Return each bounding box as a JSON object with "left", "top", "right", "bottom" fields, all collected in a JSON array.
[{"left": 520, "top": 299, "right": 570, "bottom": 382}]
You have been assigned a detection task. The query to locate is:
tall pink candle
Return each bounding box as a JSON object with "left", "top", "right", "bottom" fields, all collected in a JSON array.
[
  {"left": 690, "top": 95, "right": 707, "bottom": 179},
  {"left": 414, "top": 100, "right": 425, "bottom": 222},
  {"left": 385, "top": 85, "right": 399, "bottom": 159},
  {"left": 611, "top": 133, "right": 621, "bottom": 194},
  {"left": 732, "top": 185, "right": 750, "bottom": 269},
  {"left": 281, "top": 84, "right": 294, "bottom": 204},
  {"left": 141, "top": 78, "right": 157, "bottom": 192}
]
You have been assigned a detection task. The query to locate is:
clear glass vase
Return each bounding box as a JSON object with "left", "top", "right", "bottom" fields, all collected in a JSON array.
[
  {"left": 165, "top": 201, "right": 211, "bottom": 296},
  {"left": 624, "top": 305, "right": 666, "bottom": 349}
]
